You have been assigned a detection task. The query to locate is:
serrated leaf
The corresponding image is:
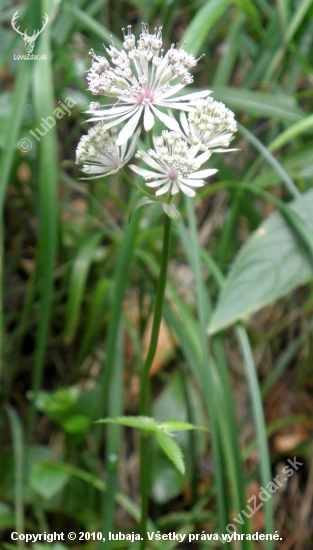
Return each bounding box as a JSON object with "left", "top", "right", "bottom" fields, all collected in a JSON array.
[
  {"left": 30, "top": 462, "right": 70, "bottom": 500},
  {"left": 209, "top": 189, "right": 313, "bottom": 334},
  {"left": 95, "top": 415, "right": 159, "bottom": 433},
  {"left": 160, "top": 419, "right": 209, "bottom": 433},
  {"left": 155, "top": 431, "right": 185, "bottom": 474},
  {"left": 162, "top": 203, "right": 181, "bottom": 221}
]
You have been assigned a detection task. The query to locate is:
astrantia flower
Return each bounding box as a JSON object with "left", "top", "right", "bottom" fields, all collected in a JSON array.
[
  {"left": 180, "top": 97, "right": 237, "bottom": 151},
  {"left": 86, "top": 23, "right": 210, "bottom": 145},
  {"left": 129, "top": 131, "right": 217, "bottom": 197},
  {"left": 76, "top": 121, "right": 140, "bottom": 178}
]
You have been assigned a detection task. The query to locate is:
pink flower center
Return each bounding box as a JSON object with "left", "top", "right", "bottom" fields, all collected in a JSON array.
[
  {"left": 168, "top": 167, "right": 179, "bottom": 180},
  {"left": 137, "top": 88, "right": 154, "bottom": 105}
]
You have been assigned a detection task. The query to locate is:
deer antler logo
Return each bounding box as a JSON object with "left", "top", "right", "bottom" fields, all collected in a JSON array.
[{"left": 11, "top": 11, "right": 49, "bottom": 54}]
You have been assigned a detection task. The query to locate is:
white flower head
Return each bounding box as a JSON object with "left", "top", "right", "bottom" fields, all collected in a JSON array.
[
  {"left": 86, "top": 23, "right": 210, "bottom": 145},
  {"left": 76, "top": 121, "right": 140, "bottom": 178},
  {"left": 129, "top": 131, "right": 217, "bottom": 197},
  {"left": 180, "top": 97, "right": 237, "bottom": 152}
]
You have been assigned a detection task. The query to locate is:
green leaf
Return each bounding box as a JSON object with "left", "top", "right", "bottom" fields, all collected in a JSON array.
[
  {"left": 129, "top": 196, "right": 155, "bottom": 219},
  {"left": 162, "top": 203, "right": 181, "bottom": 221},
  {"left": 155, "top": 431, "right": 185, "bottom": 475},
  {"left": 160, "top": 419, "right": 209, "bottom": 433},
  {"left": 181, "top": 0, "right": 234, "bottom": 57},
  {"left": 30, "top": 462, "right": 70, "bottom": 500},
  {"left": 211, "top": 87, "right": 303, "bottom": 122},
  {"left": 63, "top": 233, "right": 104, "bottom": 343},
  {"left": 61, "top": 414, "right": 91, "bottom": 434},
  {"left": 96, "top": 416, "right": 159, "bottom": 433},
  {"left": 209, "top": 189, "right": 313, "bottom": 334}
]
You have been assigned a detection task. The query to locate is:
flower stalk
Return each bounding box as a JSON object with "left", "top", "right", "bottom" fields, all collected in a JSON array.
[
  {"left": 75, "top": 21, "right": 238, "bottom": 548},
  {"left": 139, "top": 213, "right": 172, "bottom": 549}
]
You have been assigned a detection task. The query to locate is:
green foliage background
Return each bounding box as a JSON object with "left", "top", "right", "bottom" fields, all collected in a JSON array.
[{"left": 1, "top": 0, "right": 313, "bottom": 548}]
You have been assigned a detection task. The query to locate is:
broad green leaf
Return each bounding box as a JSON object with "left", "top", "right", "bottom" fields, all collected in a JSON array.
[
  {"left": 155, "top": 431, "right": 185, "bottom": 474},
  {"left": 30, "top": 462, "right": 70, "bottom": 500},
  {"left": 161, "top": 419, "right": 209, "bottom": 433},
  {"left": 209, "top": 189, "right": 313, "bottom": 334},
  {"left": 96, "top": 416, "right": 159, "bottom": 433},
  {"left": 211, "top": 87, "right": 303, "bottom": 122},
  {"left": 61, "top": 414, "right": 91, "bottom": 434}
]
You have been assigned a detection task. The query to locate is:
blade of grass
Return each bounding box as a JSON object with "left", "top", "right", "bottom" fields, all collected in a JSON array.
[
  {"left": 0, "top": 60, "right": 31, "bottom": 375},
  {"left": 102, "top": 324, "right": 124, "bottom": 548},
  {"left": 27, "top": 0, "right": 59, "bottom": 437},
  {"left": 213, "top": 11, "right": 246, "bottom": 87},
  {"left": 179, "top": 198, "right": 229, "bottom": 544},
  {"left": 264, "top": 0, "right": 313, "bottom": 81},
  {"left": 63, "top": 232, "right": 104, "bottom": 343},
  {"left": 6, "top": 406, "right": 25, "bottom": 546},
  {"left": 181, "top": 0, "right": 234, "bottom": 57},
  {"left": 96, "top": 199, "right": 141, "bottom": 546},
  {"left": 235, "top": 324, "right": 274, "bottom": 549},
  {"left": 179, "top": 202, "right": 265, "bottom": 547},
  {"left": 238, "top": 123, "right": 313, "bottom": 231},
  {"left": 62, "top": 2, "right": 122, "bottom": 48}
]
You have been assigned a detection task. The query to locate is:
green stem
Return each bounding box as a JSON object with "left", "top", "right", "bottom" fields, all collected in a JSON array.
[
  {"left": 121, "top": 169, "right": 160, "bottom": 202},
  {"left": 139, "top": 214, "right": 172, "bottom": 550}
]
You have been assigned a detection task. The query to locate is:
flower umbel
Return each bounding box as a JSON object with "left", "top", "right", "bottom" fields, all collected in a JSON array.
[
  {"left": 86, "top": 23, "right": 210, "bottom": 144},
  {"left": 129, "top": 131, "right": 217, "bottom": 197},
  {"left": 76, "top": 121, "right": 140, "bottom": 178},
  {"left": 180, "top": 97, "right": 237, "bottom": 151}
]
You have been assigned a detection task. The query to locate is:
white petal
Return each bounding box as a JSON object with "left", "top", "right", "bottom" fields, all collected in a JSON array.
[
  {"left": 181, "top": 178, "right": 205, "bottom": 187},
  {"left": 81, "top": 167, "right": 118, "bottom": 179},
  {"left": 206, "top": 132, "right": 233, "bottom": 147},
  {"left": 151, "top": 106, "right": 180, "bottom": 131},
  {"left": 178, "top": 182, "right": 196, "bottom": 197},
  {"left": 87, "top": 110, "right": 134, "bottom": 129},
  {"left": 180, "top": 111, "right": 190, "bottom": 136},
  {"left": 171, "top": 182, "right": 179, "bottom": 195},
  {"left": 85, "top": 105, "right": 132, "bottom": 116},
  {"left": 125, "top": 127, "right": 141, "bottom": 161},
  {"left": 157, "top": 101, "right": 193, "bottom": 111},
  {"left": 155, "top": 56, "right": 170, "bottom": 80},
  {"left": 190, "top": 168, "right": 217, "bottom": 178},
  {"left": 143, "top": 106, "right": 155, "bottom": 131},
  {"left": 155, "top": 83, "right": 185, "bottom": 100},
  {"left": 175, "top": 89, "right": 212, "bottom": 101},
  {"left": 129, "top": 165, "right": 163, "bottom": 179},
  {"left": 146, "top": 177, "right": 169, "bottom": 188},
  {"left": 139, "top": 150, "right": 168, "bottom": 173},
  {"left": 196, "top": 150, "right": 213, "bottom": 164},
  {"left": 117, "top": 107, "right": 143, "bottom": 145},
  {"left": 155, "top": 181, "right": 172, "bottom": 196},
  {"left": 120, "top": 141, "right": 127, "bottom": 158},
  {"left": 212, "top": 147, "right": 238, "bottom": 153}
]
